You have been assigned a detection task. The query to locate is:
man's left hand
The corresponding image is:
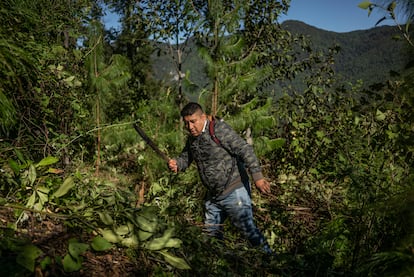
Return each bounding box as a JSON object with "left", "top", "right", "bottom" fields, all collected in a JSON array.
[{"left": 255, "top": 179, "right": 271, "bottom": 194}]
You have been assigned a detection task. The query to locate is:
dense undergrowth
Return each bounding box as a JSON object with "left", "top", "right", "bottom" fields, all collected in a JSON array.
[{"left": 1, "top": 73, "right": 414, "bottom": 276}]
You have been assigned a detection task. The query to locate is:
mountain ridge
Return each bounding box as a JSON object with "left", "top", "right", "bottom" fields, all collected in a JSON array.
[
  {"left": 281, "top": 20, "right": 408, "bottom": 85},
  {"left": 151, "top": 20, "right": 409, "bottom": 90}
]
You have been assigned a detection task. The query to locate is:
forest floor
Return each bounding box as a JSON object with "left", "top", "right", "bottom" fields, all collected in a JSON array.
[
  {"left": 1, "top": 205, "right": 288, "bottom": 276},
  {"left": 0, "top": 207, "right": 147, "bottom": 277}
]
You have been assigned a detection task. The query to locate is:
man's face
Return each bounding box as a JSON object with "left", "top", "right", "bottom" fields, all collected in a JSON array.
[{"left": 183, "top": 111, "right": 206, "bottom": 137}]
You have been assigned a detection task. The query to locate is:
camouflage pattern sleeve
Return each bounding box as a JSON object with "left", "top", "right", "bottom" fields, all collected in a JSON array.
[
  {"left": 175, "top": 138, "right": 193, "bottom": 172},
  {"left": 215, "top": 120, "right": 264, "bottom": 182}
]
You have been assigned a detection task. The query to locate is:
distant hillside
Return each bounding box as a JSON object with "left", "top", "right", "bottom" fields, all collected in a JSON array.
[
  {"left": 281, "top": 20, "right": 408, "bottom": 85},
  {"left": 151, "top": 20, "right": 410, "bottom": 91}
]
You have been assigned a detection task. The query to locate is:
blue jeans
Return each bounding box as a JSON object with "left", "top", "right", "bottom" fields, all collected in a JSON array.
[{"left": 204, "top": 186, "right": 272, "bottom": 254}]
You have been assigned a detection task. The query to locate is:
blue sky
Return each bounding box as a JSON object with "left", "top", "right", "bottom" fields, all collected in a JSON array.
[
  {"left": 104, "top": 0, "right": 396, "bottom": 33},
  {"left": 280, "top": 0, "right": 393, "bottom": 32}
]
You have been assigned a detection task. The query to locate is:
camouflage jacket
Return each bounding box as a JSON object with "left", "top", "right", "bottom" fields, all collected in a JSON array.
[{"left": 175, "top": 119, "right": 264, "bottom": 198}]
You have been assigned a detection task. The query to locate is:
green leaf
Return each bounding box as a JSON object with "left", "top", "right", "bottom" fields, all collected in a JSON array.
[
  {"left": 16, "top": 244, "right": 43, "bottom": 272},
  {"left": 115, "top": 224, "right": 133, "bottom": 236},
  {"left": 316, "top": 131, "right": 324, "bottom": 138},
  {"left": 91, "top": 236, "right": 113, "bottom": 251},
  {"left": 98, "top": 212, "right": 114, "bottom": 225},
  {"left": 164, "top": 238, "right": 183, "bottom": 248},
  {"left": 121, "top": 234, "right": 139, "bottom": 247},
  {"left": 159, "top": 250, "right": 191, "bottom": 270},
  {"left": 26, "top": 192, "right": 36, "bottom": 208},
  {"left": 386, "top": 130, "right": 398, "bottom": 140},
  {"left": 358, "top": 1, "right": 372, "bottom": 9},
  {"left": 270, "top": 138, "right": 286, "bottom": 149},
  {"left": 34, "top": 202, "right": 44, "bottom": 211},
  {"left": 63, "top": 253, "right": 82, "bottom": 272},
  {"left": 375, "top": 109, "right": 386, "bottom": 121},
  {"left": 136, "top": 215, "right": 158, "bottom": 233},
  {"left": 68, "top": 240, "right": 89, "bottom": 258},
  {"left": 143, "top": 228, "right": 175, "bottom": 250},
  {"left": 28, "top": 164, "right": 37, "bottom": 186},
  {"left": 386, "top": 1, "right": 396, "bottom": 12},
  {"left": 8, "top": 159, "right": 20, "bottom": 174},
  {"left": 14, "top": 148, "right": 25, "bottom": 164},
  {"left": 37, "top": 190, "right": 48, "bottom": 206},
  {"left": 40, "top": 256, "right": 52, "bottom": 270},
  {"left": 37, "top": 186, "right": 50, "bottom": 194},
  {"left": 138, "top": 230, "right": 153, "bottom": 241},
  {"left": 150, "top": 182, "right": 163, "bottom": 195},
  {"left": 53, "top": 177, "right": 75, "bottom": 198},
  {"left": 36, "top": 156, "right": 58, "bottom": 168},
  {"left": 99, "top": 228, "right": 121, "bottom": 243},
  {"left": 63, "top": 75, "right": 75, "bottom": 83}
]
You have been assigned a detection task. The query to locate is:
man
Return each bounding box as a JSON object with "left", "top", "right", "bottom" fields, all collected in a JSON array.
[{"left": 168, "top": 102, "right": 272, "bottom": 254}]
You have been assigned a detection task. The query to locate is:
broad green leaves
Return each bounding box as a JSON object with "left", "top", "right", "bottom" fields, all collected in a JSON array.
[
  {"left": 36, "top": 156, "right": 59, "bottom": 167},
  {"left": 97, "top": 210, "right": 190, "bottom": 270},
  {"left": 91, "top": 236, "right": 113, "bottom": 251},
  {"left": 271, "top": 64, "right": 414, "bottom": 272},
  {"left": 13, "top": 156, "right": 64, "bottom": 211},
  {"left": 142, "top": 227, "right": 179, "bottom": 250},
  {"left": 99, "top": 228, "right": 123, "bottom": 244},
  {"left": 52, "top": 177, "right": 75, "bottom": 198},
  {"left": 16, "top": 244, "right": 43, "bottom": 272},
  {"left": 159, "top": 250, "right": 191, "bottom": 270},
  {"left": 375, "top": 109, "right": 386, "bottom": 121},
  {"left": 97, "top": 211, "right": 115, "bottom": 226},
  {"left": 62, "top": 239, "right": 90, "bottom": 272}
]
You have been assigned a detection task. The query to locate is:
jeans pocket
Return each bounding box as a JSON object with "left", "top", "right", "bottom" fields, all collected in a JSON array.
[{"left": 234, "top": 186, "right": 251, "bottom": 207}]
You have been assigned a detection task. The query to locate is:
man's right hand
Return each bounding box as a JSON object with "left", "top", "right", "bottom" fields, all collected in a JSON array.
[{"left": 168, "top": 159, "right": 178, "bottom": 173}]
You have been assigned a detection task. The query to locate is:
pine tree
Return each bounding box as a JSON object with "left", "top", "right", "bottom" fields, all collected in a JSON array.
[
  {"left": 84, "top": 20, "right": 131, "bottom": 174},
  {"left": 190, "top": 0, "right": 290, "bottom": 155}
]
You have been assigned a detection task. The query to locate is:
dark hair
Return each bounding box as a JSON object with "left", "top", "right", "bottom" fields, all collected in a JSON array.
[{"left": 180, "top": 102, "right": 204, "bottom": 117}]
